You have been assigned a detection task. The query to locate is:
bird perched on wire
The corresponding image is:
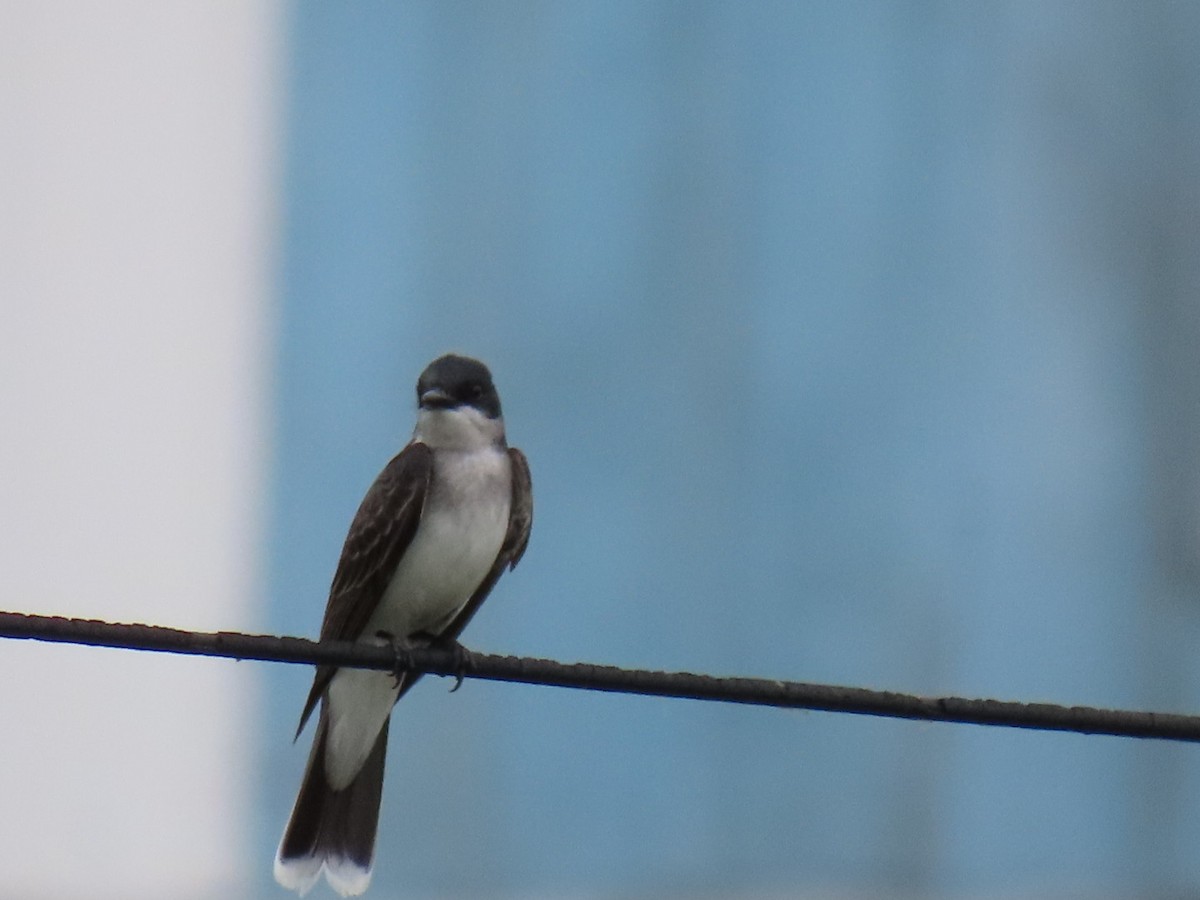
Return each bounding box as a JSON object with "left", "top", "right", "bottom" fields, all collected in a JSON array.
[{"left": 274, "top": 353, "right": 533, "bottom": 896}]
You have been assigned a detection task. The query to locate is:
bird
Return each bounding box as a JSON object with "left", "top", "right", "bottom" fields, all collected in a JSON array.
[{"left": 274, "top": 353, "right": 533, "bottom": 896}]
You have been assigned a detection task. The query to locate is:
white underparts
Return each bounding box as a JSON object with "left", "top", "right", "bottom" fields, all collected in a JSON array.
[{"left": 322, "top": 425, "right": 511, "bottom": 790}]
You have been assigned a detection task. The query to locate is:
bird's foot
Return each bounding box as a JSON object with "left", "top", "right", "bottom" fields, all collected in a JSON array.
[
  {"left": 378, "top": 630, "right": 409, "bottom": 689},
  {"left": 418, "top": 635, "right": 471, "bottom": 692},
  {"left": 382, "top": 631, "right": 472, "bottom": 691}
]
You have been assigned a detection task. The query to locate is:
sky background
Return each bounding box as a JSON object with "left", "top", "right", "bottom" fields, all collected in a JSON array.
[{"left": 4, "top": 3, "right": 1200, "bottom": 899}]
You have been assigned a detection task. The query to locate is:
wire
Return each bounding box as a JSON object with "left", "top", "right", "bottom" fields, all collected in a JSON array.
[{"left": 0, "top": 609, "right": 1197, "bottom": 743}]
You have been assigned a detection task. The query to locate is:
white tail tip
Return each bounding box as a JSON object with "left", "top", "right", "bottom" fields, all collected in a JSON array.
[{"left": 275, "top": 850, "right": 372, "bottom": 897}]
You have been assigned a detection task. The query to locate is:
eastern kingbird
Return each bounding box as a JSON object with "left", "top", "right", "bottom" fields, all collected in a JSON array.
[{"left": 274, "top": 354, "right": 533, "bottom": 896}]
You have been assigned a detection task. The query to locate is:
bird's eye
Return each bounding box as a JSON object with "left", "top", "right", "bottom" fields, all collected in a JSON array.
[{"left": 467, "top": 382, "right": 484, "bottom": 399}]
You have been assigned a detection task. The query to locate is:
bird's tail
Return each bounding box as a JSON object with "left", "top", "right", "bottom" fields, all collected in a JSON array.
[{"left": 274, "top": 710, "right": 389, "bottom": 897}]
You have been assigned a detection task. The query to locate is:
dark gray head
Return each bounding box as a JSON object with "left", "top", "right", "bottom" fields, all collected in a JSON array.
[{"left": 416, "top": 354, "right": 502, "bottom": 419}]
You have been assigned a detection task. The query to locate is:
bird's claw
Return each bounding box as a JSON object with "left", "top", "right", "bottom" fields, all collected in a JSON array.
[
  {"left": 378, "top": 630, "right": 408, "bottom": 689},
  {"left": 437, "top": 638, "right": 471, "bottom": 692}
]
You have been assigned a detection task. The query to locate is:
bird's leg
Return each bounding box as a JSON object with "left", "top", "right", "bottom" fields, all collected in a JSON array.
[
  {"left": 378, "top": 630, "right": 410, "bottom": 690},
  {"left": 408, "top": 631, "right": 472, "bottom": 692},
  {"left": 436, "top": 636, "right": 472, "bottom": 692}
]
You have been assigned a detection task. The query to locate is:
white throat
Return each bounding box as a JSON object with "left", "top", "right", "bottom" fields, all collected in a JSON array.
[{"left": 413, "top": 405, "right": 505, "bottom": 452}]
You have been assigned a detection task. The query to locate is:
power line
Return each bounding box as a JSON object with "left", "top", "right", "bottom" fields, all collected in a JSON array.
[{"left": 0, "top": 609, "right": 1197, "bottom": 743}]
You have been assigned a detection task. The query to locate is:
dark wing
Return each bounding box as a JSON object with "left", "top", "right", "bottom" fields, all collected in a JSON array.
[
  {"left": 294, "top": 442, "right": 434, "bottom": 738},
  {"left": 503, "top": 446, "right": 534, "bottom": 569},
  {"left": 438, "top": 446, "right": 533, "bottom": 644}
]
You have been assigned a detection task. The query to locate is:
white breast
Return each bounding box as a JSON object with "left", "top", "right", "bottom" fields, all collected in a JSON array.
[{"left": 372, "top": 444, "right": 511, "bottom": 637}]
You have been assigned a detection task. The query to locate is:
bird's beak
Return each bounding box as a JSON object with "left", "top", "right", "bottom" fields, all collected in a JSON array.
[{"left": 419, "top": 387, "right": 453, "bottom": 410}]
